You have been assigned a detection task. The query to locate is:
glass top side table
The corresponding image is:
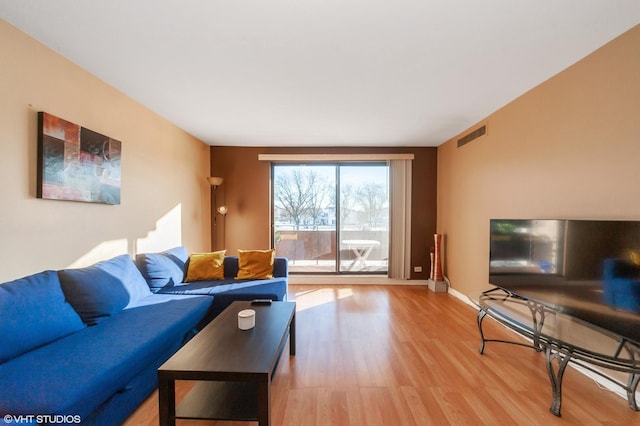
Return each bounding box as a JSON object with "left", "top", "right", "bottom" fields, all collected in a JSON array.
[{"left": 468, "top": 287, "right": 640, "bottom": 417}]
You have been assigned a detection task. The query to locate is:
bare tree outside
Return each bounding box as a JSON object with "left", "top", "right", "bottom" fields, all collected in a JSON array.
[
  {"left": 338, "top": 183, "right": 356, "bottom": 225},
  {"left": 274, "top": 169, "right": 313, "bottom": 230},
  {"left": 304, "top": 170, "right": 333, "bottom": 229},
  {"left": 274, "top": 168, "right": 336, "bottom": 229},
  {"left": 355, "top": 182, "right": 387, "bottom": 229}
]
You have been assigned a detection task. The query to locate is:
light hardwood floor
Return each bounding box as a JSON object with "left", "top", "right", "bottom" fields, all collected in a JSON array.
[{"left": 124, "top": 285, "right": 639, "bottom": 425}]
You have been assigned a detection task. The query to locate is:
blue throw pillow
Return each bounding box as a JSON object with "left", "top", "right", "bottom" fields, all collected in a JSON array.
[
  {"left": 58, "top": 255, "right": 151, "bottom": 325},
  {"left": 58, "top": 265, "right": 130, "bottom": 326},
  {"left": 136, "top": 246, "right": 188, "bottom": 292},
  {"left": 0, "top": 270, "right": 85, "bottom": 363}
]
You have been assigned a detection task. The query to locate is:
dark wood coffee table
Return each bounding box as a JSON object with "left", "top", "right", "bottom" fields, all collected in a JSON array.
[{"left": 158, "top": 301, "right": 296, "bottom": 426}]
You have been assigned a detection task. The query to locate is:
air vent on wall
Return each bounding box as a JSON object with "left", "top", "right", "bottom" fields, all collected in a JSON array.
[{"left": 457, "top": 125, "right": 487, "bottom": 148}]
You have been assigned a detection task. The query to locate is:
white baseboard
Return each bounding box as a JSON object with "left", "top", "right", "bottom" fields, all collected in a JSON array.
[{"left": 289, "top": 275, "right": 429, "bottom": 286}]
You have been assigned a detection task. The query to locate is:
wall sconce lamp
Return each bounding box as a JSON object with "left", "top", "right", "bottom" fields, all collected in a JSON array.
[{"left": 217, "top": 206, "right": 228, "bottom": 248}]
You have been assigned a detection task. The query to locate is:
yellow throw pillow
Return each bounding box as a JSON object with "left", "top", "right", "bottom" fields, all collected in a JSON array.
[
  {"left": 185, "top": 250, "right": 226, "bottom": 281},
  {"left": 236, "top": 249, "right": 275, "bottom": 279}
]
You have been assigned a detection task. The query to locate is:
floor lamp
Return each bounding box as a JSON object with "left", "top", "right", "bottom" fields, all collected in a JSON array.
[{"left": 207, "top": 176, "right": 223, "bottom": 250}]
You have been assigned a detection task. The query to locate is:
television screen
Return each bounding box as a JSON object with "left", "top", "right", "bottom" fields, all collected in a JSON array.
[{"left": 489, "top": 219, "right": 640, "bottom": 342}]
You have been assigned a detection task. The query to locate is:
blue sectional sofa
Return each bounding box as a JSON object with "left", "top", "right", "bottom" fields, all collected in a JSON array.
[
  {"left": 0, "top": 248, "right": 289, "bottom": 425},
  {"left": 136, "top": 246, "right": 289, "bottom": 317}
]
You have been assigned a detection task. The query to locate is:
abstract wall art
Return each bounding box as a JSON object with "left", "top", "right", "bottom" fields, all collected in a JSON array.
[{"left": 37, "top": 112, "right": 121, "bottom": 204}]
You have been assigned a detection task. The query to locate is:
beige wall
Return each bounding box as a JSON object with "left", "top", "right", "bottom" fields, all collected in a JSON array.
[
  {"left": 437, "top": 25, "right": 640, "bottom": 295},
  {"left": 0, "top": 20, "right": 211, "bottom": 282},
  {"left": 211, "top": 146, "right": 438, "bottom": 279}
]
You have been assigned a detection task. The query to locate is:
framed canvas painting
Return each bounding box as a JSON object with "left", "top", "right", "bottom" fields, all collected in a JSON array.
[{"left": 37, "top": 112, "right": 121, "bottom": 204}]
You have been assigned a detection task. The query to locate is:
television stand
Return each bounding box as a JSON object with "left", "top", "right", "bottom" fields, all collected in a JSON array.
[{"left": 468, "top": 287, "right": 640, "bottom": 417}]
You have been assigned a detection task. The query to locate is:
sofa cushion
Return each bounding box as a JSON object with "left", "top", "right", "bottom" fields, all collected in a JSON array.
[
  {"left": 58, "top": 255, "right": 152, "bottom": 325},
  {"left": 58, "top": 268, "right": 130, "bottom": 327},
  {"left": 221, "top": 256, "right": 287, "bottom": 279},
  {"left": 185, "top": 250, "right": 226, "bottom": 281},
  {"left": 159, "top": 277, "right": 287, "bottom": 318},
  {"left": 0, "top": 270, "right": 85, "bottom": 363},
  {"left": 136, "top": 246, "right": 188, "bottom": 292},
  {"left": 236, "top": 249, "right": 275, "bottom": 279},
  {"left": 223, "top": 256, "right": 240, "bottom": 278},
  {"left": 0, "top": 295, "right": 213, "bottom": 419}
]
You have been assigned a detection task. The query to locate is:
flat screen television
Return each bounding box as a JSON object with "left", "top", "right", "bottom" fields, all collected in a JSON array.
[{"left": 489, "top": 219, "right": 640, "bottom": 342}]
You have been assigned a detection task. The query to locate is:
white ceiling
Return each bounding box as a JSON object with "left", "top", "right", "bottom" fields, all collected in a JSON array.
[{"left": 2, "top": 1, "right": 639, "bottom": 147}]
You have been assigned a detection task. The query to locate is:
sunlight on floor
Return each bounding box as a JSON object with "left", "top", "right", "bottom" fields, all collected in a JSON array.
[{"left": 291, "top": 287, "right": 354, "bottom": 312}]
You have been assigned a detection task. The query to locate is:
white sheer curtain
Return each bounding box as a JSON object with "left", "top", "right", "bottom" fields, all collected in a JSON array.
[{"left": 389, "top": 159, "right": 412, "bottom": 279}]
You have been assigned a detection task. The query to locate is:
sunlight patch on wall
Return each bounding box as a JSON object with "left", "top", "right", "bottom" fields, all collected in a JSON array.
[
  {"left": 68, "top": 239, "right": 128, "bottom": 268},
  {"left": 136, "top": 204, "right": 183, "bottom": 254},
  {"left": 64, "top": 205, "right": 183, "bottom": 269}
]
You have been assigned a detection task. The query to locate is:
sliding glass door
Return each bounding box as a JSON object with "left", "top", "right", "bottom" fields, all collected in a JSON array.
[
  {"left": 272, "top": 164, "right": 336, "bottom": 272},
  {"left": 338, "top": 165, "right": 389, "bottom": 273},
  {"left": 272, "top": 163, "right": 388, "bottom": 274}
]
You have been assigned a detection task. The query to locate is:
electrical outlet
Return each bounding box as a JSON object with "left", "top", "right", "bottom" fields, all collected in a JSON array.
[{"left": 414, "top": 266, "right": 423, "bottom": 273}]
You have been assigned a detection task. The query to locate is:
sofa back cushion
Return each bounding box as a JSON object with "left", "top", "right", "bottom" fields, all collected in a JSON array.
[
  {"left": 136, "top": 246, "right": 188, "bottom": 291},
  {"left": 221, "top": 256, "right": 287, "bottom": 279},
  {"left": 0, "top": 270, "right": 85, "bottom": 363},
  {"left": 58, "top": 255, "right": 152, "bottom": 325},
  {"left": 223, "top": 256, "right": 240, "bottom": 278},
  {"left": 58, "top": 267, "right": 129, "bottom": 326},
  {"left": 273, "top": 257, "right": 288, "bottom": 278}
]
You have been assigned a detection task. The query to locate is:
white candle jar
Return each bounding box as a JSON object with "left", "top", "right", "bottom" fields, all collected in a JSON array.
[{"left": 238, "top": 309, "right": 256, "bottom": 330}]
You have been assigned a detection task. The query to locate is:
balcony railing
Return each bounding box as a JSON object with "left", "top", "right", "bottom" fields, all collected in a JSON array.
[{"left": 274, "top": 229, "right": 388, "bottom": 273}]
